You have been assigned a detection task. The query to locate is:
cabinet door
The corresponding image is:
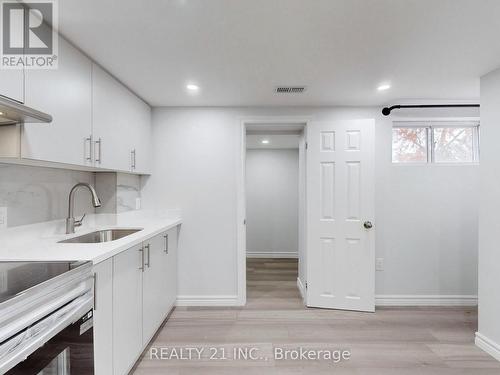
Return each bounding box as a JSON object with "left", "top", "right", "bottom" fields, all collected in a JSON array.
[
  {"left": 142, "top": 232, "right": 169, "bottom": 344},
  {"left": 92, "top": 64, "right": 134, "bottom": 171},
  {"left": 130, "top": 100, "right": 151, "bottom": 174},
  {"left": 165, "top": 227, "right": 178, "bottom": 311},
  {"left": 0, "top": 69, "right": 24, "bottom": 103},
  {"left": 93, "top": 259, "right": 113, "bottom": 375},
  {"left": 113, "top": 244, "right": 143, "bottom": 375},
  {"left": 22, "top": 37, "right": 93, "bottom": 166}
]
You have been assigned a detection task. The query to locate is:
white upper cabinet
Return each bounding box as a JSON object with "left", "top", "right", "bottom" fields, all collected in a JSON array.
[
  {"left": 22, "top": 37, "right": 93, "bottom": 166},
  {"left": 0, "top": 69, "right": 24, "bottom": 103},
  {"left": 92, "top": 64, "right": 151, "bottom": 173},
  {"left": 0, "top": 35, "right": 151, "bottom": 173},
  {"left": 129, "top": 96, "right": 151, "bottom": 174}
]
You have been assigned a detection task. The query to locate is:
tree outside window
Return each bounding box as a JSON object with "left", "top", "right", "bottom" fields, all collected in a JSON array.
[{"left": 392, "top": 123, "right": 479, "bottom": 164}]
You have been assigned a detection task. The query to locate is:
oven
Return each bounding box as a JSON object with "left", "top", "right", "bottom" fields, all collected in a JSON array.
[{"left": 0, "top": 261, "right": 94, "bottom": 374}]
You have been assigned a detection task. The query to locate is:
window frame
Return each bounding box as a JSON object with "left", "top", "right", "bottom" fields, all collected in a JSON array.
[{"left": 392, "top": 119, "right": 480, "bottom": 165}]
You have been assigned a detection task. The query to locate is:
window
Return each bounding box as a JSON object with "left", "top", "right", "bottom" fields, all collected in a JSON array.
[
  {"left": 392, "top": 121, "right": 479, "bottom": 164},
  {"left": 392, "top": 127, "right": 428, "bottom": 163}
]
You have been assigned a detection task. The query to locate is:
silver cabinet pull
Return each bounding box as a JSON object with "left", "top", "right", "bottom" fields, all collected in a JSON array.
[
  {"left": 84, "top": 135, "right": 93, "bottom": 162},
  {"left": 139, "top": 247, "right": 145, "bottom": 271},
  {"left": 164, "top": 234, "right": 169, "bottom": 254},
  {"left": 131, "top": 149, "right": 136, "bottom": 170},
  {"left": 95, "top": 137, "right": 102, "bottom": 164},
  {"left": 145, "top": 244, "right": 151, "bottom": 268},
  {"left": 93, "top": 272, "right": 97, "bottom": 311}
]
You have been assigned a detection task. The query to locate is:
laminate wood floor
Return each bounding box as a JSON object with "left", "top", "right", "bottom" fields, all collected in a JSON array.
[{"left": 132, "top": 258, "right": 500, "bottom": 374}]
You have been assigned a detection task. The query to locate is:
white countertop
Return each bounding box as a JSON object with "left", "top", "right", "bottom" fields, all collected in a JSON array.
[{"left": 0, "top": 210, "right": 182, "bottom": 264}]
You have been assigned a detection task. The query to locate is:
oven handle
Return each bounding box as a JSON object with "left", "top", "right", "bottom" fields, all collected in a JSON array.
[{"left": 0, "top": 291, "right": 93, "bottom": 374}]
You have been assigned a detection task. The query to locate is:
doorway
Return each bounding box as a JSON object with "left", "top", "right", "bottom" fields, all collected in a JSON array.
[
  {"left": 237, "top": 119, "right": 308, "bottom": 307},
  {"left": 245, "top": 125, "right": 306, "bottom": 308}
]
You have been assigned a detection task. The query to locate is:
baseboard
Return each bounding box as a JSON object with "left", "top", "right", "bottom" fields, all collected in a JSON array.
[
  {"left": 375, "top": 294, "right": 478, "bottom": 306},
  {"left": 247, "top": 251, "right": 298, "bottom": 259},
  {"left": 476, "top": 332, "right": 500, "bottom": 362},
  {"left": 297, "top": 277, "right": 306, "bottom": 303},
  {"left": 176, "top": 295, "right": 240, "bottom": 307}
]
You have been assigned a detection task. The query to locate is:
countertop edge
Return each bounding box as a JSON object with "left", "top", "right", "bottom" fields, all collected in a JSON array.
[{"left": 91, "top": 219, "right": 182, "bottom": 265}]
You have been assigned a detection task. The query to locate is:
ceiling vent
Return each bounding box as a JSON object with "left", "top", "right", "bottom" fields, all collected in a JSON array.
[{"left": 275, "top": 86, "right": 306, "bottom": 94}]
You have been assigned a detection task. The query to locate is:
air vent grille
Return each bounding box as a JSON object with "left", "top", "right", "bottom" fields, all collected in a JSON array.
[{"left": 275, "top": 86, "right": 306, "bottom": 94}]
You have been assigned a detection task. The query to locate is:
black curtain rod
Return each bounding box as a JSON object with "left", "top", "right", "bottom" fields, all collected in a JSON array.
[{"left": 382, "top": 104, "right": 480, "bottom": 116}]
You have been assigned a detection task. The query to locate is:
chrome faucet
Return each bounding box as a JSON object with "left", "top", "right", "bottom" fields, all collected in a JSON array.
[{"left": 66, "top": 183, "right": 102, "bottom": 234}]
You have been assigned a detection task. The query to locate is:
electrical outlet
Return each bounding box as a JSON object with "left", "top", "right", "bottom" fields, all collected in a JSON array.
[
  {"left": 0, "top": 207, "right": 7, "bottom": 229},
  {"left": 135, "top": 197, "right": 141, "bottom": 210},
  {"left": 376, "top": 258, "right": 384, "bottom": 271}
]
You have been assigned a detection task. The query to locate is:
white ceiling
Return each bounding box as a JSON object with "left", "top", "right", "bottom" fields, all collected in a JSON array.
[{"left": 58, "top": 0, "right": 500, "bottom": 107}]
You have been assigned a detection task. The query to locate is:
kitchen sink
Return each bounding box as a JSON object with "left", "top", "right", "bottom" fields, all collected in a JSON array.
[{"left": 58, "top": 228, "right": 143, "bottom": 244}]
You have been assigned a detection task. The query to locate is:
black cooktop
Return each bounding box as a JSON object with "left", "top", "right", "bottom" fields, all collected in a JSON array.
[{"left": 0, "top": 261, "right": 83, "bottom": 304}]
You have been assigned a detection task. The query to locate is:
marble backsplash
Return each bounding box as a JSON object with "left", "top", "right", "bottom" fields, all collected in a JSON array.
[
  {"left": 0, "top": 164, "right": 95, "bottom": 228},
  {"left": 0, "top": 165, "right": 142, "bottom": 229},
  {"left": 117, "top": 173, "right": 141, "bottom": 212},
  {"left": 95, "top": 172, "right": 141, "bottom": 214}
]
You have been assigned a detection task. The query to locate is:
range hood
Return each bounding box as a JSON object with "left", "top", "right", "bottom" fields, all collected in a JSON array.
[{"left": 0, "top": 95, "right": 52, "bottom": 125}]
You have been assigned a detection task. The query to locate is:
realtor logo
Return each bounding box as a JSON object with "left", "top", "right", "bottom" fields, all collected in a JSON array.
[{"left": 1, "top": 0, "right": 58, "bottom": 69}]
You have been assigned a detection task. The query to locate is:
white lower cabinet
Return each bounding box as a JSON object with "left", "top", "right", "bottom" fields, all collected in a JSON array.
[
  {"left": 142, "top": 227, "right": 178, "bottom": 344},
  {"left": 93, "top": 259, "right": 113, "bottom": 375},
  {"left": 112, "top": 243, "right": 144, "bottom": 375},
  {"left": 93, "top": 226, "right": 179, "bottom": 375},
  {"left": 142, "top": 232, "right": 168, "bottom": 343},
  {"left": 165, "top": 228, "right": 178, "bottom": 311}
]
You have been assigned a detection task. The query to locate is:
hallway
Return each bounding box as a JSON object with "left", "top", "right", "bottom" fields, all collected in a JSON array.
[{"left": 133, "top": 259, "right": 499, "bottom": 374}]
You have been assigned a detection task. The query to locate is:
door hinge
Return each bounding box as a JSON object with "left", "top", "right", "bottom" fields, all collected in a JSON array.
[
  {"left": 305, "top": 282, "right": 308, "bottom": 289},
  {"left": 305, "top": 142, "right": 308, "bottom": 150}
]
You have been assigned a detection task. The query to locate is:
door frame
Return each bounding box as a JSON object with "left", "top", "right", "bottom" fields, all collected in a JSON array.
[{"left": 236, "top": 116, "right": 310, "bottom": 306}]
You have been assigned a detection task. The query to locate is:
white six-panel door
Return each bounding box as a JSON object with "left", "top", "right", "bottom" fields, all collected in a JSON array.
[{"left": 306, "top": 120, "right": 375, "bottom": 312}]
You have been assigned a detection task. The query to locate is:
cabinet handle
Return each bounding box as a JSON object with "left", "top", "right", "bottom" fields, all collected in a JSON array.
[
  {"left": 145, "top": 244, "right": 151, "bottom": 268},
  {"left": 139, "top": 247, "right": 145, "bottom": 272},
  {"left": 84, "top": 135, "right": 93, "bottom": 162},
  {"left": 131, "top": 149, "right": 136, "bottom": 170},
  {"left": 95, "top": 138, "right": 102, "bottom": 164},
  {"left": 164, "top": 234, "right": 169, "bottom": 254},
  {"left": 93, "top": 272, "right": 97, "bottom": 311}
]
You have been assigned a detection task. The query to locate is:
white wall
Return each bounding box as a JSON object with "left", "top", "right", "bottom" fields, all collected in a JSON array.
[
  {"left": 143, "top": 106, "right": 479, "bottom": 302},
  {"left": 477, "top": 68, "right": 500, "bottom": 359},
  {"left": 246, "top": 149, "right": 299, "bottom": 258}
]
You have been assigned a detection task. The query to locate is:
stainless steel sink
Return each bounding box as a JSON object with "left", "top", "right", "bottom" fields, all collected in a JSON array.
[{"left": 58, "top": 228, "right": 143, "bottom": 244}]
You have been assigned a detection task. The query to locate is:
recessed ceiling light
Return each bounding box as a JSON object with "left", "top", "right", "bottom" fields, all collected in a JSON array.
[
  {"left": 186, "top": 84, "right": 199, "bottom": 92},
  {"left": 261, "top": 139, "right": 270, "bottom": 144},
  {"left": 377, "top": 83, "right": 391, "bottom": 91},
  {"left": 0, "top": 111, "right": 3, "bottom": 115}
]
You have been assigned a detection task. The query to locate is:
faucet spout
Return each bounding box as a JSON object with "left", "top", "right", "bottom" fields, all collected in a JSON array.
[{"left": 66, "top": 182, "right": 101, "bottom": 234}]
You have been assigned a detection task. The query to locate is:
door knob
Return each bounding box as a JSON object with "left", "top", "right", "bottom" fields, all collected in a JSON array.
[{"left": 363, "top": 221, "right": 373, "bottom": 229}]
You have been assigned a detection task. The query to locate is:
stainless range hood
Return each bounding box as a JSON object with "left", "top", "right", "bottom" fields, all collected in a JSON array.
[{"left": 0, "top": 95, "right": 52, "bottom": 125}]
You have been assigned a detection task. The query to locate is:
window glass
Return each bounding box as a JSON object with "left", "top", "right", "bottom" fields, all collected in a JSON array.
[
  {"left": 433, "top": 127, "right": 475, "bottom": 163},
  {"left": 392, "top": 127, "right": 428, "bottom": 163}
]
